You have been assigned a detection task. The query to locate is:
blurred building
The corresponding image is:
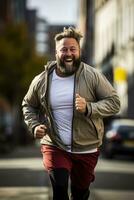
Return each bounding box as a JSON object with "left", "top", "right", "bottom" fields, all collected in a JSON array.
[
  {"left": 78, "top": 0, "right": 134, "bottom": 118},
  {"left": 0, "top": 0, "right": 27, "bottom": 28},
  {"left": 78, "top": 0, "right": 95, "bottom": 66},
  {"left": 0, "top": 0, "right": 33, "bottom": 40},
  {"left": 26, "top": 9, "right": 37, "bottom": 41},
  {"left": 36, "top": 18, "right": 49, "bottom": 56},
  {"left": 0, "top": 0, "right": 49, "bottom": 56},
  {"left": 26, "top": 10, "right": 50, "bottom": 56}
]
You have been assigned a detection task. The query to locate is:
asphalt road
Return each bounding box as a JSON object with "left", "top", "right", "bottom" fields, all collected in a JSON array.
[
  {"left": 0, "top": 144, "right": 134, "bottom": 200},
  {"left": 90, "top": 157, "right": 134, "bottom": 200}
]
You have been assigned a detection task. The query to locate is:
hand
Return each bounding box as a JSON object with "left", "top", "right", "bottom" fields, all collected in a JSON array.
[
  {"left": 75, "top": 93, "right": 87, "bottom": 113},
  {"left": 34, "top": 124, "right": 47, "bottom": 139}
]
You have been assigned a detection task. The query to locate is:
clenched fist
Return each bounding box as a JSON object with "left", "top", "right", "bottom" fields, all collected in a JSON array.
[
  {"left": 75, "top": 93, "right": 87, "bottom": 113},
  {"left": 34, "top": 124, "right": 47, "bottom": 139}
]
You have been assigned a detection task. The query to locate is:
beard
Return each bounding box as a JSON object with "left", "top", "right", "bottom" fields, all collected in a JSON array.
[{"left": 56, "top": 55, "right": 81, "bottom": 76}]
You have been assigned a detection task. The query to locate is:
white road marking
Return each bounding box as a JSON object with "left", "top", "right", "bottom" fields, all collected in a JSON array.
[
  {"left": 96, "top": 159, "right": 134, "bottom": 174},
  {"left": 0, "top": 158, "right": 134, "bottom": 174},
  {"left": 0, "top": 187, "right": 50, "bottom": 200},
  {"left": 90, "top": 189, "right": 134, "bottom": 200},
  {"left": 0, "top": 158, "right": 44, "bottom": 170}
]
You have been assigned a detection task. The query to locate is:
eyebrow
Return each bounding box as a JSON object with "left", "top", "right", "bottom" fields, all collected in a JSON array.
[{"left": 56, "top": 44, "right": 79, "bottom": 49}]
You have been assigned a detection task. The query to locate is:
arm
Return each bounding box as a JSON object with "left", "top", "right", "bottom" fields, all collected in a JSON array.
[
  {"left": 22, "top": 76, "right": 43, "bottom": 135},
  {"left": 76, "top": 71, "right": 120, "bottom": 118},
  {"left": 89, "top": 71, "right": 120, "bottom": 118}
]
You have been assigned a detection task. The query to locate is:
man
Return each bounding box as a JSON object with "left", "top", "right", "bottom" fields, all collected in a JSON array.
[{"left": 22, "top": 27, "right": 120, "bottom": 200}]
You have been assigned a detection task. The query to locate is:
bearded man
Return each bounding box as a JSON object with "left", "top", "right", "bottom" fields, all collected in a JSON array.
[{"left": 22, "top": 27, "right": 120, "bottom": 200}]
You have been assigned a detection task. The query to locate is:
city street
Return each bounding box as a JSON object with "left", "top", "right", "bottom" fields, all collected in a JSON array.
[
  {"left": 0, "top": 1, "right": 134, "bottom": 200},
  {"left": 0, "top": 144, "right": 134, "bottom": 200}
]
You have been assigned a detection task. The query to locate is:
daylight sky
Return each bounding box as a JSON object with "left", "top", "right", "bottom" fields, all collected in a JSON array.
[{"left": 27, "top": 0, "right": 78, "bottom": 25}]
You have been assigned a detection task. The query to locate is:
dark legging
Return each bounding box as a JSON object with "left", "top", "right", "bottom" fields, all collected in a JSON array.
[{"left": 49, "top": 168, "right": 90, "bottom": 200}]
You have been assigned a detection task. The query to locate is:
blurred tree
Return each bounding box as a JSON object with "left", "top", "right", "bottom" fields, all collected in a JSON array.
[
  {"left": 0, "top": 23, "right": 48, "bottom": 145},
  {"left": 0, "top": 23, "right": 48, "bottom": 105}
]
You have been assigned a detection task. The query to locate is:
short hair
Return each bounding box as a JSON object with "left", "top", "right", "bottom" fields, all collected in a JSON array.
[{"left": 55, "top": 27, "right": 83, "bottom": 45}]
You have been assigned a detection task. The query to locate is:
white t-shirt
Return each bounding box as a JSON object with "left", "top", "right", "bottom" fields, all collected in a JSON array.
[
  {"left": 49, "top": 69, "right": 97, "bottom": 153},
  {"left": 50, "top": 69, "right": 74, "bottom": 147}
]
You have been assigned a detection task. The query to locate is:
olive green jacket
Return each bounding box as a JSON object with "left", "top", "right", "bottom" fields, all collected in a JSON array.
[{"left": 22, "top": 61, "right": 120, "bottom": 152}]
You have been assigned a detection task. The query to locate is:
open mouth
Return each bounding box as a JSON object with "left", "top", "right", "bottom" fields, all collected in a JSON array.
[{"left": 64, "top": 58, "right": 73, "bottom": 63}]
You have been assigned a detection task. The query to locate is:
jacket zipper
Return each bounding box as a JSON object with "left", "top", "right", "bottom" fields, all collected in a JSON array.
[
  {"left": 40, "top": 67, "right": 53, "bottom": 133},
  {"left": 71, "top": 74, "right": 76, "bottom": 152},
  {"left": 44, "top": 69, "right": 54, "bottom": 134}
]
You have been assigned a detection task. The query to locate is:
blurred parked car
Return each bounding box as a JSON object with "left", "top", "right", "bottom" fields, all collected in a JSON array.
[
  {"left": 102, "top": 119, "right": 134, "bottom": 159},
  {"left": 0, "top": 97, "right": 14, "bottom": 153}
]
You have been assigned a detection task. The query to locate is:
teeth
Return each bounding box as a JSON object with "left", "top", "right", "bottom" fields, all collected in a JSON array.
[{"left": 65, "top": 59, "right": 72, "bottom": 62}]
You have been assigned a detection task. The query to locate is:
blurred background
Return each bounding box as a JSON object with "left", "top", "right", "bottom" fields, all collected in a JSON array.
[{"left": 0, "top": 0, "right": 134, "bottom": 199}]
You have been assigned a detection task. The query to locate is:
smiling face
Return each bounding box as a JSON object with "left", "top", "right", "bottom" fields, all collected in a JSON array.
[{"left": 55, "top": 38, "right": 81, "bottom": 76}]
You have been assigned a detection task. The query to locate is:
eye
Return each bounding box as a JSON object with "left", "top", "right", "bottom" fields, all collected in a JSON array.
[
  {"left": 60, "top": 48, "right": 67, "bottom": 53},
  {"left": 70, "top": 48, "right": 77, "bottom": 52}
]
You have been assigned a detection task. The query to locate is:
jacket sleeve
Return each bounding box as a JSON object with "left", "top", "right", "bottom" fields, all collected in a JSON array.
[
  {"left": 22, "top": 76, "right": 41, "bottom": 134},
  {"left": 86, "top": 70, "right": 120, "bottom": 118}
]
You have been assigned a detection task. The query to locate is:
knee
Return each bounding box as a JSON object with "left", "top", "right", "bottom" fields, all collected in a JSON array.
[
  {"left": 49, "top": 168, "right": 69, "bottom": 200},
  {"left": 49, "top": 168, "right": 69, "bottom": 187}
]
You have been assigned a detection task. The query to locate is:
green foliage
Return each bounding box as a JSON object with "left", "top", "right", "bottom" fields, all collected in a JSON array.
[{"left": 0, "top": 23, "right": 48, "bottom": 104}]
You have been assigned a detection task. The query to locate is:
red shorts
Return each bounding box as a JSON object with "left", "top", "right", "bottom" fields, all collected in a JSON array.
[{"left": 41, "top": 145, "right": 99, "bottom": 189}]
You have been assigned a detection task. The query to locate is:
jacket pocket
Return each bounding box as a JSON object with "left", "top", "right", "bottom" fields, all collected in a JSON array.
[
  {"left": 73, "top": 115, "right": 99, "bottom": 144},
  {"left": 91, "top": 117, "right": 104, "bottom": 140}
]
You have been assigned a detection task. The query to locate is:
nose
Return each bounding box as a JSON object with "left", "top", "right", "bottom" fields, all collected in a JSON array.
[{"left": 66, "top": 49, "right": 72, "bottom": 56}]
